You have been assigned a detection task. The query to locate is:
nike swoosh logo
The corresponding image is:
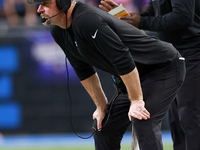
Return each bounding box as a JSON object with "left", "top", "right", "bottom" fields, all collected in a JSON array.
[{"left": 92, "top": 29, "right": 98, "bottom": 39}]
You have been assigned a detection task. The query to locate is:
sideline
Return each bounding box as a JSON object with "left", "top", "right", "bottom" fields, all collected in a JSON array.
[{"left": 0, "top": 131, "right": 172, "bottom": 148}]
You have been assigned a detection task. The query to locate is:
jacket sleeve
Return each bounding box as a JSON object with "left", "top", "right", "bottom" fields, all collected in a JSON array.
[
  {"left": 50, "top": 25, "right": 96, "bottom": 81},
  {"left": 139, "top": 0, "right": 195, "bottom": 31},
  {"left": 73, "top": 13, "right": 136, "bottom": 76}
]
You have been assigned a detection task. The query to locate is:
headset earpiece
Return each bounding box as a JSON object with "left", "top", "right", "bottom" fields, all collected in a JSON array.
[
  {"left": 41, "top": 0, "right": 71, "bottom": 23},
  {"left": 56, "top": 0, "right": 71, "bottom": 10}
]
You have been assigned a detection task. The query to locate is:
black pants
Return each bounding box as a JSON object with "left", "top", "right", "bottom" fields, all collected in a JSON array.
[
  {"left": 169, "top": 57, "right": 200, "bottom": 150},
  {"left": 93, "top": 56, "right": 185, "bottom": 150}
]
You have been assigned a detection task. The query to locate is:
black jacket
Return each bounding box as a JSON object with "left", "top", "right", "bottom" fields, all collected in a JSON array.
[
  {"left": 139, "top": 0, "right": 200, "bottom": 55},
  {"left": 51, "top": 1, "right": 179, "bottom": 81}
]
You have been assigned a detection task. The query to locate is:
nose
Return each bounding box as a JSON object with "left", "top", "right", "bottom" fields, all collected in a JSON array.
[{"left": 37, "top": 5, "right": 44, "bottom": 13}]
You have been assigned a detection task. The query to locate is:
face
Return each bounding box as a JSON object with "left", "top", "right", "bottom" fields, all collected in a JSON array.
[{"left": 37, "top": 0, "right": 61, "bottom": 26}]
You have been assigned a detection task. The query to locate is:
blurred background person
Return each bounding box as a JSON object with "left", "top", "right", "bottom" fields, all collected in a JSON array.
[
  {"left": 3, "top": 0, "right": 38, "bottom": 28},
  {"left": 0, "top": 0, "right": 4, "bottom": 18}
]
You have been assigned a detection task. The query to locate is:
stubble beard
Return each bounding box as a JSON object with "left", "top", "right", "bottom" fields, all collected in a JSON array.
[{"left": 43, "top": 19, "right": 51, "bottom": 26}]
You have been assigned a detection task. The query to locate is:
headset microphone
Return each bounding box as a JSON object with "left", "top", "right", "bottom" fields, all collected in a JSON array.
[
  {"left": 41, "top": 5, "right": 69, "bottom": 23},
  {"left": 41, "top": 17, "right": 49, "bottom": 23}
]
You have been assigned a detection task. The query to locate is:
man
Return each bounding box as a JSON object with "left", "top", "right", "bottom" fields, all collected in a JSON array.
[
  {"left": 100, "top": 0, "right": 200, "bottom": 150},
  {"left": 27, "top": 0, "right": 185, "bottom": 149}
]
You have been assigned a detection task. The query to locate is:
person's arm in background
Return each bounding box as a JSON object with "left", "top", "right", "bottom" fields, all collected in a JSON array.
[
  {"left": 99, "top": 0, "right": 118, "bottom": 12},
  {"left": 99, "top": 0, "right": 154, "bottom": 28},
  {"left": 100, "top": 0, "right": 195, "bottom": 31},
  {"left": 121, "top": 0, "right": 195, "bottom": 31},
  {"left": 81, "top": 73, "right": 109, "bottom": 131},
  {"left": 99, "top": 0, "right": 154, "bottom": 16},
  {"left": 121, "top": 0, "right": 154, "bottom": 28}
]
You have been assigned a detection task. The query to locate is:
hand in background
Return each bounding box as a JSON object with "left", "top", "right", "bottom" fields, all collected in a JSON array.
[
  {"left": 120, "top": 12, "right": 141, "bottom": 28},
  {"left": 99, "top": 0, "right": 118, "bottom": 12}
]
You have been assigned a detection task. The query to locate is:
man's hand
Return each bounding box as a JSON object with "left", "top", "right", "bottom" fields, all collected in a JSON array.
[
  {"left": 99, "top": 0, "right": 118, "bottom": 12},
  {"left": 93, "top": 105, "right": 108, "bottom": 131},
  {"left": 81, "top": 73, "right": 109, "bottom": 131},
  {"left": 128, "top": 100, "right": 150, "bottom": 120},
  {"left": 120, "top": 12, "right": 141, "bottom": 28}
]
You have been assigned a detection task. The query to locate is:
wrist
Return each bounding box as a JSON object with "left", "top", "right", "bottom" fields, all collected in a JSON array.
[
  {"left": 130, "top": 99, "right": 143, "bottom": 105},
  {"left": 96, "top": 103, "right": 108, "bottom": 111}
]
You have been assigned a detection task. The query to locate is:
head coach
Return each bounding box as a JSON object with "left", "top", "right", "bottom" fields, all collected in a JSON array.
[{"left": 27, "top": 0, "right": 186, "bottom": 150}]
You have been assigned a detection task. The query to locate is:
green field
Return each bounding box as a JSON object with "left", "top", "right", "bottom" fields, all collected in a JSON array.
[{"left": 0, "top": 143, "right": 173, "bottom": 150}]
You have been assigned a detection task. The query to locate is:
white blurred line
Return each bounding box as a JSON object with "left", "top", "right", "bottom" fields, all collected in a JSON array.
[{"left": 0, "top": 131, "right": 172, "bottom": 147}]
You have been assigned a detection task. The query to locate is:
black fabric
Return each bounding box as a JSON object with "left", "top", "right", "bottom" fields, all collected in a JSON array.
[
  {"left": 49, "top": 2, "right": 186, "bottom": 149},
  {"left": 56, "top": 0, "right": 71, "bottom": 10},
  {"left": 50, "top": 1, "right": 179, "bottom": 81},
  {"left": 169, "top": 57, "right": 200, "bottom": 150},
  {"left": 139, "top": 0, "right": 200, "bottom": 55},
  {"left": 93, "top": 93, "right": 131, "bottom": 150},
  {"left": 93, "top": 57, "right": 185, "bottom": 150},
  {"left": 139, "top": 1, "right": 200, "bottom": 149},
  {"left": 48, "top": 1, "right": 187, "bottom": 150}
]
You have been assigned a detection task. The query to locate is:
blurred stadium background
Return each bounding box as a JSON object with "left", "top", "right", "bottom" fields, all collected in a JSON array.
[{"left": 0, "top": 0, "right": 172, "bottom": 149}]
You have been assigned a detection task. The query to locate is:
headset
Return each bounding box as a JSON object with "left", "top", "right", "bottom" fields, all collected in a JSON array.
[
  {"left": 41, "top": 0, "right": 71, "bottom": 23},
  {"left": 56, "top": 0, "right": 71, "bottom": 10}
]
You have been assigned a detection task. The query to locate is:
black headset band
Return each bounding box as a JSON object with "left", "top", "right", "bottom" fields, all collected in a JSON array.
[{"left": 56, "top": 0, "right": 71, "bottom": 10}]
